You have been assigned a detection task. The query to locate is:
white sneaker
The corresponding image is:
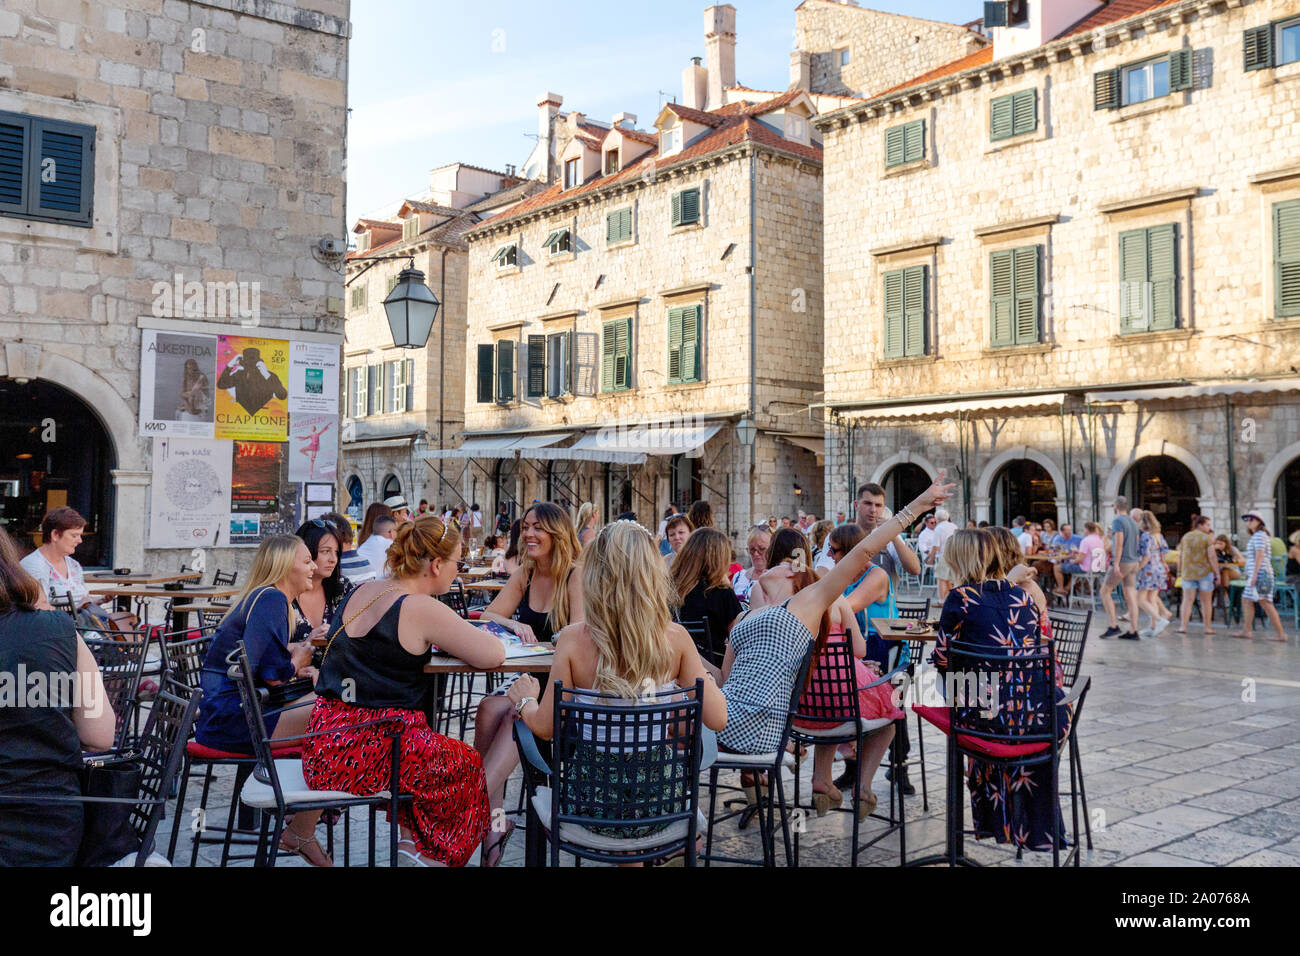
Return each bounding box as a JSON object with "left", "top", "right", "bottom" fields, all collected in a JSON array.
[
  {"left": 1138, "top": 627, "right": 1154, "bottom": 638},
  {"left": 1152, "top": 619, "right": 1171, "bottom": 635}
]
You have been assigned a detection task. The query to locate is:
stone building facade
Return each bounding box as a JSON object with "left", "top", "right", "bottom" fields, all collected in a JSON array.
[
  {"left": 817, "top": 0, "right": 1300, "bottom": 542},
  {"left": 0, "top": 0, "right": 350, "bottom": 573},
  {"left": 340, "top": 164, "right": 538, "bottom": 519}
]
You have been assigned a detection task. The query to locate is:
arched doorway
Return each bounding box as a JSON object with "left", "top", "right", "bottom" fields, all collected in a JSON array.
[
  {"left": 604, "top": 463, "right": 633, "bottom": 522},
  {"left": 1120, "top": 455, "right": 1199, "bottom": 543},
  {"left": 991, "top": 460, "right": 1056, "bottom": 527},
  {"left": 881, "top": 463, "right": 931, "bottom": 516},
  {"left": 345, "top": 475, "right": 364, "bottom": 521},
  {"left": 0, "top": 378, "right": 116, "bottom": 565},
  {"left": 494, "top": 458, "right": 518, "bottom": 521},
  {"left": 1275, "top": 456, "right": 1300, "bottom": 541},
  {"left": 381, "top": 473, "right": 401, "bottom": 502},
  {"left": 669, "top": 453, "right": 700, "bottom": 514}
]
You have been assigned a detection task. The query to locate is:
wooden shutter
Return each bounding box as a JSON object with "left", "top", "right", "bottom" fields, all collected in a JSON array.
[
  {"left": 882, "top": 270, "right": 904, "bottom": 358},
  {"left": 1275, "top": 200, "right": 1300, "bottom": 318},
  {"left": 1147, "top": 224, "right": 1177, "bottom": 330},
  {"left": 989, "top": 250, "right": 1015, "bottom": 346},
  {"left": 34, "top": 119, "right": 93, "bottom": 225},
  {"left": 670, "top": 191, "right": 683, "bottom": 227},
  {"left": 607, "top": 208, "right": 632, "bottom": 243},
  {"left": 476, "top": 344, "right": 494, "bottom": 403},
  {"left": 990, "top": 95, "right": 1014, "bottom": 141},
  {"left": 1094, "top": 68, "right": 1120, "bottom": 110},
  {"left": 606, "top": 211, "right": 617, "bottom": 243},
  {"left": 884, "top": 126, "right": 905, "bottom": 168},
  {"left": 368, "top": 363, "right": 383, "bottom": 414},
  {"left": 1244, "top": 25, "right": 1275, "bottom": 71},
  {"left": 1119, "top": 229, "right": 1148, "bottom": 332},
  {"left": 615, "top": 317, "right": 632, "bottom": 389},
  {"left": 903, "top": 265, "right": 926, "bottom": 357},
  {"left": 1013, "top": 245, "right": 1040, "bottom": 343},
  {"left": 680, "top": 305, "right": 700, "bottom": 382},
  {"left": 1012, "top": 89, "right": 1037, "bottom": 136},
  {"left": 620, "top": 207, "right": 632, "bottom": 241},
  {"left": 496, "top": 340, "right": 515, "bottom": 402},
  {"left": 0, "top": 113, "right": 25, "bottom": 216},
  {"left": 675, "top": 188, "right": 699, "bottom": 225},
  {"left": 405, "top": 358, "right": 414, "bottom": 411},
  {"left": 903, "top": 120, "right": 925, "bottom": 164},
  {"left": 601, "top": 320, "right": 617, "bottom": 391},
  {"left": 984, "top": 1, "right": 1008, "bottom": 28},
  {"left": 1168, "top": 49, "right": 1194, "bottom": 92},
  {"left": 527, "top": 334, "right": 546, "bottom": 398},
  {"left": 667, "top": 307, "right": 683, "bottom": 382}
]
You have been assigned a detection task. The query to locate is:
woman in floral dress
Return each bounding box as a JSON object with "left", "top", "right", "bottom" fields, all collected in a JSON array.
[{"left": 1134, "top": 512, "right": 1172, "bottom": 635}]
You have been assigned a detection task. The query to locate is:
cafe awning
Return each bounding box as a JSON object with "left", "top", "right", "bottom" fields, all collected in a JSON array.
[
  {"left": 523, "top": 422, "right": 726, "bottom": 465},
  {"left": 850, "top": 393, "right": 1068, "bottom": 421},
  {"left": 1084, "top": 378, "right": 1300, "bottom": 404},
  {"left": 778, "top": 435, "right": 825, "bottom": 457},
  {"left": 418, "top": 432, "right": 573, "bottom": 460}
]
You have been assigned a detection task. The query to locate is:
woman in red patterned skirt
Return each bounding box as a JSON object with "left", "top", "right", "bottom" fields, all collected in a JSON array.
[{"left": 303, "top": 515, "right": 508, "bottom": 866}]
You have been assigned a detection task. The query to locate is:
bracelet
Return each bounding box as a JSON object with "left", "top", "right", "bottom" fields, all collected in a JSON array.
[{"left": 514, "top": 696, "right": 536, "bottom": 715}]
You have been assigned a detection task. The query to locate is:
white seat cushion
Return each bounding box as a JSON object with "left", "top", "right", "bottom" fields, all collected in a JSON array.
[
  {"left": 795, "top": 717, "right": 894, "bottom": 739},
  {"left": 531, "top": 786, "right": 706, "bottom": 854},
  {"left": 239, "top": 758, "right": 386, "bottom": 809},
  {"left": 710, "top": 749, "right": 798, "bottom": 770}
]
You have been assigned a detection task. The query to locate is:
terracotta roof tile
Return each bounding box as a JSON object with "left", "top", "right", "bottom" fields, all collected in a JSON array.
[
  {"left": 663, "top": 102, "right": 726, "bottom": 127},
  {"left": 352, "top": 218, "right": 401, "bottom": 233},
  {"left": 877, "top": 45, "right": 994, "bottom": 96},
  {"left": 609, "top": 126, "right": 658, "bottom": 146},
  {"left": 1059, "top": 0, "right": 1183, "bottom": 39},
  {"left": 398, "top": 199, "right": 463, "bottom": 218}
]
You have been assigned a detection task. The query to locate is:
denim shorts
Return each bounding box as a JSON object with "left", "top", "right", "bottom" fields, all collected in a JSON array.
[{"left": 1188, "top": 573, "right": 1216, "bottom": 593}]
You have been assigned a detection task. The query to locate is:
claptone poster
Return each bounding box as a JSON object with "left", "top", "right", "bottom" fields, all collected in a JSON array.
[
  {"left": 288, "top": 341, "right": 340, "bottom": 415},
  {"left": 214, "top": 335, "right": 290, "bottom": 441},
  {"left": 148, "top": 437, "right": 231, "bottom": 548},
  {"left": 138, "top": 331, "right": 217, "bottom": 439},
  {"left": 288, "top": 414, "right": 337, "bottom": 482}
]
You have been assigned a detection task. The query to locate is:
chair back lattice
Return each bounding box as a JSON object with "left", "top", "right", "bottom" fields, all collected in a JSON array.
[
  {"left": 213, "top": 570, "right": 238, "bottom": 587},
  {"left": 793, "top": 640, "right": 862, "bottom": 726},
  {"left": 551, "top": 681, "right": 704, "bottom": 836},
  {"left": 945, "top": 636, "right": 1059, "bottom": 756},
  {"left": 676, "top": 618, "right": 721, "bottom": 668},
  {"left": 1046, "top": 610, "right": 1090, "bottom": 687},
  {"left": 78, "top": 626, "right": 152, "bottom": 752},
  {"left": 126, "top": 678, "right": 201, "bottom": 856},
  {"left": 162, "top": 630, "right": 215, "bottom": 691},
  {"left": 228, "top": 643, "right": 282, "bottom": 804}
]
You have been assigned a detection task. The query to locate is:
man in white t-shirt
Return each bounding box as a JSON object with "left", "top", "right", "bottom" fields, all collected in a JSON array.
[
  {"left": 915, "top": 515, "right": 938, "bottom": 568},
  {"left": 356, "top": 515, "right": 398, "bottom": 579},
  {"left": 931, "top": 508, "right": 958, "bottom": 597}
]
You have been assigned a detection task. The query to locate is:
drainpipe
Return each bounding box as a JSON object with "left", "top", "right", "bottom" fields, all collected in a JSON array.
[
  {"left": 1059, "top": 401, "right": 1072, "bottom": 528},
  {"left": 1088, "top": 402, "right": 1099, "bottom": 522},
  {"left": 1226, "top": 395, "right": 1238, "bottom": 531},
  {"left": 958, "top": 410, "right": 971, "bottom": 524},
  {"left": 747, "top": 151, "right": 757, "bottom": 525}
]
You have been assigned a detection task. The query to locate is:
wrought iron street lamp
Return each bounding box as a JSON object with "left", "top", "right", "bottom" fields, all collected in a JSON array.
[
  {"left": 383, "top": 264, "right": 440, "bottom": 349},
  {"left": 736, "top": 415, "right": 756, "bottom": 447}
]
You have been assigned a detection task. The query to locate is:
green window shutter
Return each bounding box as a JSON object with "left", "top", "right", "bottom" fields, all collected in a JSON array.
[
  {"left": 620, "top": 208, "right": 632, "bottom": 240},
  {"left": 1168, "top": 49, "right": 1194, "bottom": 92},
  {"left": 601, "top": 320, "right": 617, "bottom": 391},
  {"left": 368, "top": 362, "right": 383, "bottom": 414},
  {"left": 496, "top": 340, "right": 514, "bottom": 402},
  {"left": 565, "top": 328, "right": 575, "bottom": 394},
  {"left": 526, "top": 334, "right": 546, "bottom": 398},
  {"left": 405, "top": 357, "right": 414, "bottom": 411},
  {"left": 1275, "top": 200, "right": 1300, "bottom": 317},
  {"left": 903, "top": 120, "right": 925, "bottom": 164},
  {"left": 990, "top": 95, "right": 1014, "bottom": 141},
  {"left": 884, "top": 126, "right": 905, "bottom": 168},
  {"left": 608, "top": 207, "right": 632, "bottom": 242},
  {"left": 1147, "top": 224, "right": 1177, "bottom": 330},
  {"left": 903, "top": 265, "right": 927, "bottom": 357},
  {"left": 615, "top": 316, "right": 632, "bottom": 389},
  {"left": 1094, "top": 68, "right": 1120, "bottom": 110},
  {"left": 984, "top": 1, "right": 1008, "bottom": 29},
  {"left": 989, "top": 249, "right": 1015, "bottom": 346},
  {"left": 1119, "top": 228, "right": 1149, "bottom": 332},
  {"left": 34, "top": 119, "right": 94, "bottom": 225},
  {"left": 670, "top": 191, "right": 683, "bottom": 227},
  {"left": 673, "top": 188, "right": 700, "bottom": 226},
  {"left": 476, "top": 344, "right": 494, "bottom": 403},
  {"left": 1012, "top": 89, "right": 1037, "bottom": 136},
  {"left": 680, "top": 305, "right": 700, "bottom": 382},
  {"left": 667, "top": 307, "right": 684, "bottom": 383},
  {"left": 0, "top": 113, "right": 27, "bottom": 216},
  {"left": 606, "top": 211, "right": 617, "bottom": 243},
  {"left": 882, "top": 270, "right": 905, "bottom": 358},
  {"left": 1244, "top": 24, "right": 1275, "bottom": 71},
  {"left": 1013, "top": 245, "right": 1040, "bottom": 344}
]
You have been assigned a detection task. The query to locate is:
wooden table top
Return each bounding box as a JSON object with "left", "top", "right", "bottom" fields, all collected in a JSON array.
[
  {"left": 463, "top": 580, "right": 507, "bottom": 591},
  {"left": 458, "top": 567, "right": 495, "bottom": 578},
  {"left": 87, "top": 584, "right": 240, "bottom": 600},
  {"left": 85, "top": 572, "right": 203, "bottom": 585},
  {"left": 873, "top": 618, "right": 940, "bottom": 642},
  {"left": 307, "top": 632, "right": 554, "bottom": 674}
]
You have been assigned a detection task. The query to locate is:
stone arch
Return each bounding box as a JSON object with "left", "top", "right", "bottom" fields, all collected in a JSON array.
[
  {"left": 869, "top": 449, "right": 941, "bottom": 486},
  {"left": 975, "top": 445, "right": 1068, "bottom": 503},
  {"left": 1102, "top": 439, "right": 1218, "bottom": 506},
  {"left": 1256, "top": 439, "right": 1300, "bottom": 501}
]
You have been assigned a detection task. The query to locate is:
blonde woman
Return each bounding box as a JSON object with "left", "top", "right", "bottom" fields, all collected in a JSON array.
[
  {"left": 198, "top": 534, "right": 329, "bottom": 864},
  {"left": 506, "top": 520, "right": 727, "bottom": 856},
  {"left": 574, "top": 501, "right": 599, "bottom": 548},
  {"left": 303, "top": 515, "right": 509, "bottom": 867},
  {"left": 670, "top": 527, "right": 743, "bottom": 654},
  {"left": 1135, "top": 511, "right": 1172, "bottom": 635},
  {"left": 985, "top": 526, "right": 1049, "bottom": 623}
]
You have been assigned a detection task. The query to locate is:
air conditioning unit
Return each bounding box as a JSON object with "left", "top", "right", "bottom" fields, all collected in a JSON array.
[{"left": 984, "top": 0, "right": 1028, "bottom": 28}]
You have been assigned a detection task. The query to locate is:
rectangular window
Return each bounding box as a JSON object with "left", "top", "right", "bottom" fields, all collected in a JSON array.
[
  {"left": 839, "top": 48, "right": 850, "bottom": 66},
  {"left": 546, "top": 331, "right": 572, "bottom": 397},
  {"left": 349, "top": 285, "right": 366, "bottom": 309},
  {"left": 0, "top": 110, "right": 95, "bottom": 227},
  {"left": 1247, "top": 17, "right": 1300, "bottom": 70},
  {"left": 491, "top": 242, "right": 518, "bottom": 270},
  {"left": 601, "top": 317, "right": 632, "bottom": 391},
  {"left": 606, "top": 207, "right": 633, "bottom": 244},
  {"left": 1124, "top": 57, "right": 1170, "bottom": 104},
  {"left": 1283, "top": 19, "right": 1300, "bottom": 65},
  {"left": 882, "top": 266, "right": 927, "bottom": 358},
  {"left": 604, "top": 151, "right": 620, "bottom": 175},
  {"left": 495, "top": 340, "right": 515, "bottom": 403},
  {"left": 476, "top": 344, "right": 494, "bottom": 403},
  {"left": 1275, "top": 199, "right": 1300, "bottom": 318},
  {"left": 564, "top": 158, "right": 581, "bottom": 189},
  {"left": 368, "top": 362, "right": 384, "bottom": 414},
  {"left": 386, "top": 275, "right": 399, "bottom": 295},
  {"left": 671, "top": 187, "right": 700, "bottom": 227},
  {"left": 526, "top": 334, "right": 546, "bottom": 398},
  {"left": 351, "top": 366, "right": 368, "bottom": 418},
  {"left": 388, "top": 359, "right": 408, "bottom": 413},
  {"left": 989, "top": 246, "right": 1041, "bottom": 347},
  {"left": 1119, "top": 224, "right": 1179, "bottom": 333},
  {"left": 356, "top": 232, "right": 370, "bottom": 253},
  {"left": 990, "top": 89, "right": 1037, "bottom": 140},
  {"left": 402, "top": 217, "right": 418, "bottom": 241},
  {"left": 660, "top": 127, "right": 682, "bottom": 154},
  {"left": 667, "top": 305, "right": 701, "bottom": 384},
  {"left": 884, "top": 120, "right": 925, "bottom": 168},
  {"left": 543, "top": 227, "right": 571, "bottom": 257}
]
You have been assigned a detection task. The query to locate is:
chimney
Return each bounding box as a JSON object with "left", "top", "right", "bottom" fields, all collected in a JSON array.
[
  {"left": 789, "top": 50, "right": 810, "bottom": 92},
  {"left": 612, "top": 112, "right": 637, "bottom": 129},
  {"left": 704, "top": 4, "right": 736, "bottom": 111},
  {"left": 537, "top": 92, "right": 562, "bottom": 183},
  {"left": 504, "top": 164, "right": 516, "bottom": 177},
  {"left": 682, "top": 56, "right": 707, "bottom": 111}
]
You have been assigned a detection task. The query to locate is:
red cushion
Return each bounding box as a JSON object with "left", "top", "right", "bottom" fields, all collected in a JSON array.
[
  {"left": 912, "top": 705, "right": 1050, "bottom": 759},
  {"left": 187, "top": 741, "right": 302, "bottom": 760},
  {"left": 467, "top": 610, "right": 482, "bottom": 620}
]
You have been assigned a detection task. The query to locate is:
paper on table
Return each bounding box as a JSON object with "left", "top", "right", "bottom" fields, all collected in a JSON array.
[{"left": 501, "top": 640, "right": 552, "bottom": 660}]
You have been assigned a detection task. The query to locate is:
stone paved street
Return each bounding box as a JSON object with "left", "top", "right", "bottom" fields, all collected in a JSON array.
[{"left": 165, "top": 610, "right": 1300, "bottom": 868}]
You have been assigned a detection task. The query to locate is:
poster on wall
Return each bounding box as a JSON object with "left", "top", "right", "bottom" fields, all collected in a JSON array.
[
  {"left": 231, "top": 441, "right": 286, "bottom": 514},
  {"left": 138, "top": 331, "right": 218, "bottom": 439},
  {"left": 288, "top": 415, "right": 338, "bottom": 482},
  {"left": 214, "top": 335, "right": 290, "bottom": 441},
  {"left": 148, "top": 437, "right": 232, "bottom": 548},
  {"left": 288, "top": 341, "right": 340, "bottom": 415}
]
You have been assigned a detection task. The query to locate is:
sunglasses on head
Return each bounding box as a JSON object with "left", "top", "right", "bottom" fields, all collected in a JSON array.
[{"left": 309, "top": 518, "right": 330, "bottom": 529}]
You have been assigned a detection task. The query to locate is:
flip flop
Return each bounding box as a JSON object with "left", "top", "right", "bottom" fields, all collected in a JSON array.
[{"left": 481, "top": 820, "right": 515, "bottom": 868}]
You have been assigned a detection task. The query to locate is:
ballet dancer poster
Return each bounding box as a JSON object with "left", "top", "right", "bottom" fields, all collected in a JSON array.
[{"left": 288, "top": 414, "right": 337, "bottom": 482}]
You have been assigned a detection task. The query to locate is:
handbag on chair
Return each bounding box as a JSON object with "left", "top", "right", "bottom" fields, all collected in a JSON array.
[{"left": 76, "top": 754, "right": 143, "bottom": 867}]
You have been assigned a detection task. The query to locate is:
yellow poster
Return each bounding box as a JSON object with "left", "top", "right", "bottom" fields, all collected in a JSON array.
[{"left": 214, "top": 335, "right": 290, "bottom": 441}]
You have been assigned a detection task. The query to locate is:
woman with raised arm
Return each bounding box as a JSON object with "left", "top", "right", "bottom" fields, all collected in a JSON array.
[
  {"left": 302, "top": 515, "right": 507, "bottom": 867},
  {"left": 716, "top": 473, "right": 953, "bottom": 759}
]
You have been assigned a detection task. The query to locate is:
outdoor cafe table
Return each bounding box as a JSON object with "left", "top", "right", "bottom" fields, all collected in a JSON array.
[
  {"left": 458, "top": 567, "right": 495, "bottom": 579},
  {"left": 85, "top": 571, "right": 203, "bottom": 611},
  {"left": 463, "top": 580, "right": 507, "bottom": 594},
  {"left": 86, "top": 584, "right": 240, "bottom": 632},
  {"left": 873, "top": 619, "right": 940, "bottom": 642}
]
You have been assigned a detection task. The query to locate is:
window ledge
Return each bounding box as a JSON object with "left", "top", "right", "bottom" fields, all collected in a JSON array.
[
  {"left": 545, "top": 251, "right": 576, "bottom": 266},
  {"left": 1111, "top": 327, "right": 1194, "bottom": 345},
  {"left": 606, "top": 238, "right": 636, "bottom": 251},
  {"left": 882, "top": 158, "right": 931, "bottom": 179},
  {"left": 876, "top": 353, "right": 936, "bottom": 369},
  {"left": 984, "top": 127, "right": 1048, "bottom": 155},
  {"left": 1109, "top": 95, "right": 1183, "bottom": 124},
  {"left": 671, "top": 221, "right": 704, "bottom": 234},
  {"left": 664, "top": 380, "right": 706, "bottom": 390},
  {"left": 980, "top": 342, "right": 1053, "bottom": 358},
  {"left": 494, "top": 265, "right": 521, "bottom": 278}
]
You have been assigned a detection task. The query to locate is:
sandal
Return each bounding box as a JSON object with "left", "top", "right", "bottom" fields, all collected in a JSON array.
[
  {"left": 397, "top": 839, "right": 446, "bottom": 867},
  {"left": 812, "top": 784, "right": 843, "bottom": 817},
  {"left": 855, "top": 789, "right": 878, "bottom": 820},
  {"left": 279, "top": 828, "right": 333, "bottom": 867},
  {"left": 481, "top": 820, "right": 515, "bottom": 868}
]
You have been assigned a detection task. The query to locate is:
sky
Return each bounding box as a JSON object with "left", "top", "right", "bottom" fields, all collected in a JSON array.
[{"left": 345, "top": 0, "right": 976, "bottom": 224}]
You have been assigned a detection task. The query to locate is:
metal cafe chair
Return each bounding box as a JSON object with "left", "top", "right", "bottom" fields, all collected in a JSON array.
[
  {"left": 1047, "top": 608, "right": 1094, "bottom": 849},
  {"left": 78, "top": 625, "right": 152, "bottom": 754},
  {"left": 676, "top": 617, "right": 722, "bottom": 669},
  {"left": 515, "top": 680, "right": 708, "bottom": 867},
  {"left": 894, "top": 598, "right": 932, "bottom": 809}
]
